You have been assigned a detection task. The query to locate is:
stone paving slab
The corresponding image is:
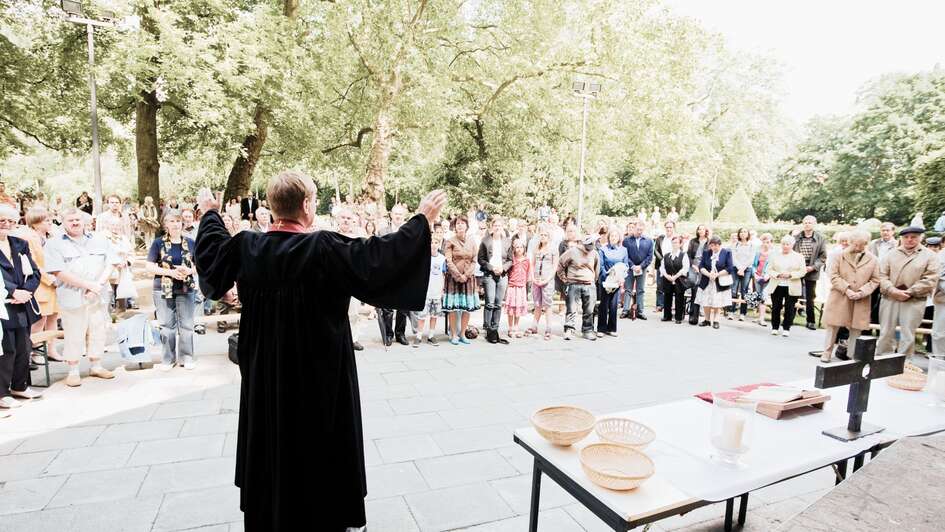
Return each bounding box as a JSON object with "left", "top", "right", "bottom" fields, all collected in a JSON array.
[{"left": 0, "top": 313, "right": 845, "bottom": 531}]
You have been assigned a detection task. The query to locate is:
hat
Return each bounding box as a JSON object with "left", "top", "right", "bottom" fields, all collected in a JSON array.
[
  {"left": 899, "top": 226, "right": 925, "bottom": 236},
  {"left": 582, "top": 235, "right": 597, "bottom": 246},
  {"left": 926, "top": 236, "right": 942, "bottom": 246}
]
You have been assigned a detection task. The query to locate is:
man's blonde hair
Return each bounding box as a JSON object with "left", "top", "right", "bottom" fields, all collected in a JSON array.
[{"left": 266, "top": 170, "right": 316, "bottom": 220}]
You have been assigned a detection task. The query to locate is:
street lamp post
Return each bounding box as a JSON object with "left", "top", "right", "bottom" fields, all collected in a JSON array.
[
  {"left": 572, "top": 81, "right": 601, "bottom": 232},
  {"left": 60, "top": 1, "right": 115, "bottom": 215}
]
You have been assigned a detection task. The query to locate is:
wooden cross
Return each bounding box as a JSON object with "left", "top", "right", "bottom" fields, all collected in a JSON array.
[{"left": 814, "top": 336, "right": 905, "bottom": 441}]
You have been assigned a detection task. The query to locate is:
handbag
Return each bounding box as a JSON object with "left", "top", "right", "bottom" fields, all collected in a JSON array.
[
  {"left": 228, "top": 333, "right": 239, "bottom": 364},
  {"left": 718, "top": 275, "right": 733, "bottom": 288},
  {"left": 116, "top": 268, "right": 137, "bottom": 300}
]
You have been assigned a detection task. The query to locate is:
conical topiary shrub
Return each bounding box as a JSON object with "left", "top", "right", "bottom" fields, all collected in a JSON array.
[
  {"left": 716, "top": 188, "right": 759, "bottom": 225},
  {"left": 691, "top": 195, "right": 713, "bottom": 223}
]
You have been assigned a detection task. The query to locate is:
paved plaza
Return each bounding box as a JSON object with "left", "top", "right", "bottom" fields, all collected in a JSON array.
[{"left": 0, "top": 315, "right": 838, "bottom": 532}]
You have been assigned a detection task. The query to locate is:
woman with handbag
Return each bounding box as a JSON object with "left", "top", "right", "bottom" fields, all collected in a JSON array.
[
  {"left": 597, "top": 226, "right": 629, "bottom": 336},
  {"left": 687, "top": 224, "right": 711, "bottom": 325},
  {"left": 146, "top": 210, "right": 198, "bottom": 370},
  {"left": 766, "top": 235, "right": 807, "bottom": 337},
  {"left": 13, "top": 208, "right": 61, "bottom": 359},
  {"left": 0, "top": 204, "right": 42, "bottom": 411},
  {"left": 660, "top": 235, "right": 691, "bottom": 324},
  {"left": 695, "top": 236, "right": 733, "bottom": 329}
]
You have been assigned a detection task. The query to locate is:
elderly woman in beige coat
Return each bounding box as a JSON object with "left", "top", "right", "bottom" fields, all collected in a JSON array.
[{"left": 820, "top": 231, "right": 878, "bottom": 362}]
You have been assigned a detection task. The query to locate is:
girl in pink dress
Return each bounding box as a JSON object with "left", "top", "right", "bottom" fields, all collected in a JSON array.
[{"left": 504, "top": 239, "right": 531, "bottom": 338}]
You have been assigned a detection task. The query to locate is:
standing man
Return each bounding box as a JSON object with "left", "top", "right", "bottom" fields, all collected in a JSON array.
[
  {"left": 195, "top": 174, "right": 445, "bottom": 531},
  {"left": 932, "top": 238, "right": 945, "bottom": 354},
  {"left": 621, "top": 219, "right": 653, "bottom": 320},
  {"left": 877, "top": 226, "right": 940, "bottom": 355},
  {"left": 820, "top": 231, "right": 879, "bottom": 362},
  {"left": 558, "top": 235, "right": 600, "bottom": 340},
  {"left": 336, "top": 205, "right": 365, "bottom": 351},
  {"left": 868, "top": 222, "right": 898, "bottom": 329},
  {"left": 44, "top": 208, "right": 120, "bottom": 387},
  {"left": 478, "top": 216, "right": 511, "bottom": 344},
  {"left": 377, "top": 204, "right": 416, "bottom": 345},
  {"left": 653, "top": 221, "right": 676, "bottom": 313},
  {"left": 240, "top": 192, "right": 260, "bottom": 222},
  {"left": 96, "top": 194, "right": 132, "bottom": 239},
  {"left": 792, "top": 215, "right": 827, "bottom": 330}
]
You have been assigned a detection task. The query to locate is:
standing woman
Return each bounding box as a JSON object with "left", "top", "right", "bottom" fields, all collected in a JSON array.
[
  {"left": 766, "top": 235, "right": 807, "bottom": 337},
  {"left": 0, "top": 204, "right": 42, "bottom": 410},
  {"left": 597, "top": 225, "right": 629, "bottom": 336},
  {"left": 687, "top": 224, "right": 711, "bottom": 325},
  {"left": 139, "top": 196, "right": 160, "bottom": 247},
  {"left": 695, "top": 236, "right": 733, "bottom": 329},
  {"left": 730, "top": 227, "right": 755, "bottom": 320},
  {"left": 442, "top": 216, "right": 480, "bottom": 345},
  {"left": 751, "top": 233, "right": 774, "bottom": 326},
  {"left": 13, "top": 208, "right": 60, "bottom": 357},
  {"left": 529, "top": 225, "right": 557, "bottom": 339},
  {"left": 146, "top": 210, "right": 198, "bottom": 370}
]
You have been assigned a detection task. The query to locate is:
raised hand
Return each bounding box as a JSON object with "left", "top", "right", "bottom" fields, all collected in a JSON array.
[
  {"left": 197, "top": 188, "right": 220, "bottom": 216},
  {"left": 417, "top": 190, "right": 447, "bottom": 226}
]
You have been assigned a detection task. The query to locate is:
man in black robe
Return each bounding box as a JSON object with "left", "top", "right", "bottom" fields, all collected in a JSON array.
[{"left": 195, "top": 171, "right": 446, "bottom": 531}]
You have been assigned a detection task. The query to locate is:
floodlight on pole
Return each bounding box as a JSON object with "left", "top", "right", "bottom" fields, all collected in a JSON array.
[
  {"left": 572, "top": 79, "right": 601, "bottom": 231},
  {"left": 59, "top": 1, "right": 117, "bottom": 215}
]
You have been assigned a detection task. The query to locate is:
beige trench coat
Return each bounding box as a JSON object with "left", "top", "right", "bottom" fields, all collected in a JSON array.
[
  {"left": 823, "top": 249, "right": 879, "bottom": 330},
  {"left": 878, "top": 246, "right": 940, "bottom": 299}
]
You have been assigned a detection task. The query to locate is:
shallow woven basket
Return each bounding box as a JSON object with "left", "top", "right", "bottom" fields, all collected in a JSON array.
[
  {"left": 595, "top": 418, "right": 656, "bottom": 449},
  {"left": 531, "top": 406, "right": 595, "bottom": 446},
  {"left": 580, "top": 443, "right": 655, "bottom": 491},
  {"left": 888, "top": 362, "right": 927, "bottom": 391}
]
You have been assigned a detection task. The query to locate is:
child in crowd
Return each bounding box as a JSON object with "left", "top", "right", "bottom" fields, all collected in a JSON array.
[
  {"left": 414, "top": 237, "right": 446, "bottom": 346},
  {"left": 504, "top": 239, "right": 531, "bottom": 338}
]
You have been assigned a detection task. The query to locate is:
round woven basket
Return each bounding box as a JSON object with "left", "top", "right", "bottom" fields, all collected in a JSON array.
[
  {"left": 888, "top": 362, "right": 927, "bottom": 391},
  {"left": 531, "top": 406, "right": 595, "bottom": 446},
  {"left": 595, "top": 418, "right": 656, "bottom": 449},
  {"left": 580, "top": 443, "right": 655, "bottom": 491}
]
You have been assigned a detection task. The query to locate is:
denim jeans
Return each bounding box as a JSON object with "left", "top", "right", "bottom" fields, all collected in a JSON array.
[
  {"left": 154, "top": 290, "right": 196, "bottom": 365},
  {"left": 622, "top": 273, "right": 646, "bottom": 314},
  {"left": 482, "top": 274, "right": 508, "bottom": 332},
  {"left": 566, "top": 284, "right": 596, "bottom": 333},
  {"left": 730, "top": 272, "right": 752, "bottom": 315},
  {"left": 597, "top": 284, "right": 620, "bottom": 333}
]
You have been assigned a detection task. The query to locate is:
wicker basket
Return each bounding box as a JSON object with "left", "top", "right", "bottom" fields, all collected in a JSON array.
[
  {"left": 531, "top": 406, "right": 595, "bottom": 446},
  {"left": 888, "top": 362, "right": 927, "bottom": 391},
  {"left": 595, "top": 418, "right": 656, "bottom": 449},
  {"left": 580, "top": 443, "right": 655, "bottom": 491}
]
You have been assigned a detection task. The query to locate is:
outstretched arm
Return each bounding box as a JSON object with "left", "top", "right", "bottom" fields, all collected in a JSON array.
[{"left": 194, "top": 195, "right": 242, "bottom": 300}]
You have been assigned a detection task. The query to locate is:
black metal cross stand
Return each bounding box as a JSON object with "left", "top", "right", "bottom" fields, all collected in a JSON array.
[{"left": 814, "top": 337, "right": 905, "bottom": 441}]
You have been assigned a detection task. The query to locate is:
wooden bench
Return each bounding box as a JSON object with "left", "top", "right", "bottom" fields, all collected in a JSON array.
[{"left": 30, "top": 330, "right": 65, "bottom": 388}]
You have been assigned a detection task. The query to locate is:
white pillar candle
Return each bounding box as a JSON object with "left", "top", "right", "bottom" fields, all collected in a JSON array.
[{"left": 719, "top": 410, "right": 746, "bottom": 452}]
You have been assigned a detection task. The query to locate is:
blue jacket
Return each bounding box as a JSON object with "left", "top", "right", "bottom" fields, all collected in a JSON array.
[
  {"left": 697, "top": 248, "right": 734, "bottom": 290},
  {"left": 598, "top": 244, "right": 629, "bottom": 284},
  {"left": 1, "top": 236, "right": 40, "bottom": 330},
  {"left": 622, "top": 235, "right": 654, "bottom": 270}
]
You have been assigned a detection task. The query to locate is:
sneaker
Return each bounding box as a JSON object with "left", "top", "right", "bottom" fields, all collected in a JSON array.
[
  {"left": 605, "top": 331, "right": 618, "bottom": 337},
  {"left": 157, "top": 363, "right": 175, "bottom": 372},
  {"left": 0, "top": 410, "right": 10, "bottom": 419},
  {"left": 758, "top": 320, "right": 767, "bottom": 327},
  {"left": 182, "top": 360, "right": 197, "bottom": 370},
  {"left": 352, "top": 342, "right": 364, "bottom": 351},
  {"left": 427, "top": 337, "right": 439, "bottom": 346},
  {"left": 449, "top": 338, "right": 460, "bottom": 346},
  {"left": 564, "top": 330, "right": 573, "bottom": 341},
  {"left": 458, "top": 337, "right": 471, "bottom": 345},
  {"left": 781, "top": 330, "right": 790, "bottom": 337},
  {"left": 11, "top": 387, "right": 43, "bottom": 400},
  {"left": 820, "top": 353, "right": 832, "bottom": 363},
  {"left": 89, "top": 367, "right": 115, "bottom": 379},
  {"left": 806, "top": 323, "right": 816, "bottom": 331},
  {"left": 595, "top": 332, "right": 604, "bottom": 338},
  {"left": 770, "top": 329, "right": 779, "bottom": 336},
  {"left": 0, "top": 396, "right": 23, "bottom": 409},
  {"left": 738, "top": 315, "right": 745, "bottom": 322},
  {"left": 194, "top": 324, "right": 206, "bottom": 335},
  {"left": 412, "top": 337, "right": 421, "bottom": 348},
  {"left": 65, "top": 373, "right": 82, "bottom": 387},
  {"left": 582, "top": 332, "right": 597, "bottom": 341}
]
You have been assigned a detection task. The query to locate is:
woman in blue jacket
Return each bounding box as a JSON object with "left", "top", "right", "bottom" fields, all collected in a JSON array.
[
  {"left": 597, "top": 226, "right": 629, "bottom": 336},
  {"left": 695, "top": 236, "right": 734, "bottom": 329}
]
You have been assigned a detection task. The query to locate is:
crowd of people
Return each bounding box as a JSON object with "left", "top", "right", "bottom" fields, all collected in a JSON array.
[{"left": 1, "top": 179, "right": 943, "bottom": 419}]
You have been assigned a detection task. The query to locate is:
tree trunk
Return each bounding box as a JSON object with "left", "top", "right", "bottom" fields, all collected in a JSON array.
[
  {"left": 361, "top": 89, "right": 398, "bottom": 208},
  {"left": 224, "top": 105, "right": 269, "bottom": 204},
  {"left": 135, "top": 89, "right": 160, "bottom": 202}
]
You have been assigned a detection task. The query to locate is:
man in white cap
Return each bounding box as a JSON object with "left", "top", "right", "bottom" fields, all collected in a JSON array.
[{"left": 877, "top": 226, "right": 940, "bottom": 355}]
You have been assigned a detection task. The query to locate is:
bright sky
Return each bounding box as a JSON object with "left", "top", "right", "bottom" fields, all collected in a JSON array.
[{"left": 663, "top": 0, "right": 945, "bottom": 124}]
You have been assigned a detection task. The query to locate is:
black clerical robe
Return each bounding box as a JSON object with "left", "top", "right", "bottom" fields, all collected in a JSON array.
[{"left": 195, "top": 210, "right": 431, "bottom": 531}]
